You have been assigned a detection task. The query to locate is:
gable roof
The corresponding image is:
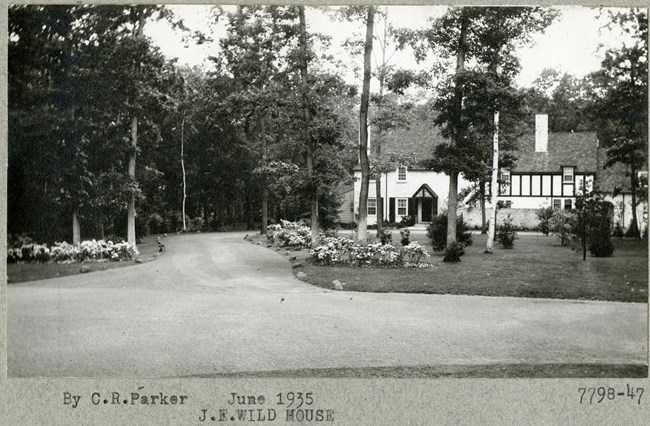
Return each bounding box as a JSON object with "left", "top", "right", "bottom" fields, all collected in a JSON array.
[
  {"left": 353, "top": 122, "right": 446, "bottom": 171},
  {"left": 381, "top": 122, "right": 447, "bottom": 161},
  {"left": 512, "top": 132, "right": 599, "bottom": 173}
]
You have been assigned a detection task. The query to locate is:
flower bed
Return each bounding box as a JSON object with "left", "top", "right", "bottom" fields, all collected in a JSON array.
[
  {"left": 268, "top": 220, "right": 312, "bottom": 248},
  {"left": 309, "top": 237, "right": 430, "bottom": 268},
  {"left": 8, "top": 238, "right": 139, "bottom": 264}
]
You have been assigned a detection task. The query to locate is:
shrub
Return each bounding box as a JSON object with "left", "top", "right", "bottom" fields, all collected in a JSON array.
[
  {"left": 188, "top": 216, "right": 205, "bottom": 232},
  {"left": 443, "top": 241, "right": 465, "bottom": 262},
  {"left": 496, "top": 214, "right": 518, "bottom": 249},
  {"left": 399, "top": 228, "right": 410, "bottom": 246},
  {"left": 272, "top": 219, "right": 311, "bottom": 248},
  {"left": 427, "top": 213, "right": 472, "bottom": 252},
  {"left": 612, "top": 221, "right": 624, "bottom": 237},
  {"left": 589, "top": 234, "right": 614, "bottom": 257},
  {"left": 536, "top": 207, "right": 554, "bottom": 236},
  {"left": 148, "top": 213, "right": 165, "bottom": 234},
  {"left": 575, "top": 193, "right": 615, "bottom": 257},
  {"left": 549, "top": 209, "right": 576, "bottom": 246},
  {"left": 378, "top": 228, "right": 392, "bottom": 245},
  {"left": 400, "top": 215, "right": 415, "bottom": 227},
  {"left": 401, "top": 242, "right": 430, "bottom": 263}
]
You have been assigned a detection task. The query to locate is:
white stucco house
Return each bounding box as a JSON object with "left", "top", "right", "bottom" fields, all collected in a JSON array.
[
  {"left": 339, "top": 114, "right": 647, "bottom": 232},
  {"left": 341, "top": 121, "right": 471, "bottom": 226}
]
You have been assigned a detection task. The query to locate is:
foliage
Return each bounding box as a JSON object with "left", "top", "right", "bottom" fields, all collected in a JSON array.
[
  {"left": 548, "top": 209, "right": 577, "bottom": 246},
  {"left": 309, "top": 237, "right": 432, "bottom": 268},
  {"left": 271, "top": 219, "right": 312, "bottom": 248},
  {"left": 399, "top": 228, "right": 410, "bottom": 246},
  {"left": 427, "top": 213, "right": 472, "bottom": 252},
  {"left": 496, "top": 214, "right": 518, "bottom": 249},
  {"left": 309, "top": 236, "right": 354, "bottom": 265},
  {"left": 575, "top": 191, "right": 615, "bottom": 257},
  {"left": 400, "top": 215, "right": 416, "bottom": 227},
  {"left": 536, "top": 207, "right": 554, "bottom": 236},
  {"left": 400, "top": 242, "right": 430, "bottom": 263},
  {"left": 9, "top": 239, "right": 138, "bottom": 264},
  {"left": 378, "top": 228, "right": 392, "bottom": 245},
  {"left": 443, "top": 241, "right": 466, "bottom": 262},
  {"left": 349, "top": 242, "right": 402, "bottom": 267},
  {"left": 612, "top": 221, "right": 624, "bottom": 237},
  {"left": 587, "top": 8, "right": 647, "bottom": 238},
  {"left": 526, "top": 69, "right": 594, "bottom": 132}
]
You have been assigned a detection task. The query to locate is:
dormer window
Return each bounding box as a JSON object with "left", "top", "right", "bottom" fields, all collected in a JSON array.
[
  {"left": 562, "top": 166, "right": 574, "bottom": 183},
  {"left": 398, "top": 166, "right": 407, "bottom": 181}
]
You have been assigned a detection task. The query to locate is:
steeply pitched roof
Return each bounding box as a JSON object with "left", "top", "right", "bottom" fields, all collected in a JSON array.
[
  {"left": 512, "top": 132, "right": 599, "bottom": 173},
  {"left": 381, "top": 122, "right": 447, "bottom": 161},
  {"left": 353, "top": 122, "right": 447, "bottom": 171}
]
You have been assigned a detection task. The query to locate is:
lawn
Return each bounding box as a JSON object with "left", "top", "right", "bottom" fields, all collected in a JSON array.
[
  {"left": 6, "top": 235, "right": 164, "bottom": 283},
  {"left": 263, "top": 232, "right": 648, "bottom": 303}
]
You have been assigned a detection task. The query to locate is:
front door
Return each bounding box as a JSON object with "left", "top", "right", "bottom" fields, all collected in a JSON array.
[{"left": 422, "top": 198, "right": 433, "bottom": 222}]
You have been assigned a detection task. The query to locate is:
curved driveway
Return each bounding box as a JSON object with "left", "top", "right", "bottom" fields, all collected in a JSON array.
[{"left": 7, "top": 232, "right": 647, "bottom": 377}]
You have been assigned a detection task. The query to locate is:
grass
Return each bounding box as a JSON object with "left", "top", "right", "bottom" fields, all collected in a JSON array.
[
  {"left": 259, "top": 232, "right": 648, "bottom": 303},
  {"left": 186, "top": 363, "right": 647, "bottom": 378},
  {"left": 6, "top": 235, "right": 164, "bottom": 284}
]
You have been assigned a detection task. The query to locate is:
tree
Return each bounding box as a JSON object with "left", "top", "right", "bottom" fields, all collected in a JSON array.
[
  {"left": 217, "top": 6, "right": 301, "bottom": 235},
  {"left": 415, "top": 7, "right": 557, "bottom": 247},
  {"left": 358, "top": 6, "right": 376, "bottom": 241},
  {"left": 527, "top": 68, "right": 593, "bottom": 132},
  {"left": 588, "top": 8, "right": 648, "bottom": 238},
  {"left": 297, "top": 6, "right": 319, "bottom": 244}
]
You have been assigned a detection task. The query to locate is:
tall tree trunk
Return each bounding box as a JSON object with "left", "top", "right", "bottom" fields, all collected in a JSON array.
[
  {"left": 127, "top": 11, "right": 145, "bottom": 246},
  {"left": 630, "top": 163, "right": 640, "bottom": 237},
  {"left": 357, "top": 6, "right": 375, "bottom": 242},
  {"left": 480, "top": 181, "right": 487, "bottom": 234},
  {"left": 374, "top": 10, "right": 388, "bottom": 235},
  {"left": 72, "top": 207, "right": 81, "bottom": 245},
  {"left": 298, "top": 7, "right": 319, "bottom": 245},
  {"left": 127, "top": 115, "right": 137, "bottom": 245},
  {"left": 485, "top": 111, "right": 499, "bottom": 253},
  {"left": 181, "top": 117, "right": 187, "bottom": 232},
  {"left": 446, "top": 9, "right": 469, "bottom": 246},
  {"left": 260, "top": 117, "right": 268, "bottom": 235}
]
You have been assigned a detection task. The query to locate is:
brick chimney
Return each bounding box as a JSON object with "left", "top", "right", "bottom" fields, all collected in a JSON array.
[{"left": 535, "top": 114, "right": 548, "bottom": 152}]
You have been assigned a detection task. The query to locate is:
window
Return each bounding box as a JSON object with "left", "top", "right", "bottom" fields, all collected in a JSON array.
[
  {"left": 367, "top": 198, "right": 377, "bottom": 215},
  {"left": 563, "top": 166, "right": 574, "bottom": 183},
  {"left": 397, "top": 198, "right": 408, "bottom": 216},
  {"left": 398, "top": 166, "right": 407, "bottom": 181},
  {"left": 639, "top": 171, "right": 648, "bottom": 188},
  {"left": 499, "top": 169, "right": 511, "bottom": 195},
  {"left": 564, "top": 199, "right": 572, "bottom": 210},
  {"left": 531, "top": 175, "right": 541, "bottom": 196},
  {"left": 521, "top": 175, "right": 531, "bottom": 196},
  {"left": 541, "top": 175, "right": 552, "bottom": 196},
  {"left": 553, "top": 199, "right": 561, "bottom": 209},
  {"left": 349, "top": 202, "right": 354, "bottom": 213}
]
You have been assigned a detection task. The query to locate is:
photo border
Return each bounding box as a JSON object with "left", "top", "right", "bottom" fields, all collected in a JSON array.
[{"left": 2, "top": 1, "right": 648, "bottom": 424}]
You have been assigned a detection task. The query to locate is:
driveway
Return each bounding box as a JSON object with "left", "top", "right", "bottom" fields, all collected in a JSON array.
[{"left": 7, "top": 232, "right": 647, "bottom": 377}]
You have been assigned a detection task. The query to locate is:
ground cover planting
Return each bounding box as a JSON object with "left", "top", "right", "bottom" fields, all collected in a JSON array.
[
  {"left": 252, "top": 230, "right": 648, "bottom": 303},
  {"left": 6, "top": 235, "right": 164, "bottom": 283}
]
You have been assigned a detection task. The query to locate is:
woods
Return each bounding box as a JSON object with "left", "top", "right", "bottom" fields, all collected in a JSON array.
[{"left": 8, "top": 5, "right": 648, "bottom": 247}]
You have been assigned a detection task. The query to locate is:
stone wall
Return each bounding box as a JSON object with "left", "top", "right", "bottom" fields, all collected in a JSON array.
[{"left": 462, "top": 207, "right": 541, "bottom": 230}]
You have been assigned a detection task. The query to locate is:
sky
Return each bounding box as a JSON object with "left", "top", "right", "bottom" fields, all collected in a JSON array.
[{"left": 145, "top": 5, "right": 637, "bottom": 89}]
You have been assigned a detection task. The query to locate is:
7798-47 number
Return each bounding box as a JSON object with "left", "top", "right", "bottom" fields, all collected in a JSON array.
[{"left": 579, "top": 385, "right": 644, "bottom": 404}]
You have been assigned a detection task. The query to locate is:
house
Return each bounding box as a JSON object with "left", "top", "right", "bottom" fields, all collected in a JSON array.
[
  {"left": 341, "top": 114, "right": 647, "bottom": 232},
  {"left": 463, "top": 114, "right": 648, "bottom": 232},
  {"left": 347, "top": 122, "right": 470, "bottom": 226}
]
